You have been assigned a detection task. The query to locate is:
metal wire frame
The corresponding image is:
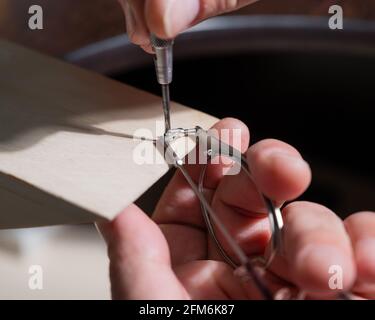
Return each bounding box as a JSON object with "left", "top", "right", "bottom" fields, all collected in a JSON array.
[
  {"left": 156, "top": 126, "right": 353, "bottom": 300},
  {"left": 157, "top": 126, "right": 283, "bottom": 299}
]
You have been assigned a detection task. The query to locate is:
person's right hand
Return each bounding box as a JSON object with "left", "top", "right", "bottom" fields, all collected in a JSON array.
[
  {"left": 118, "top": 0, "right": 260, "bottom": 52},
  {"left": 98, "top": 118, "right": 375, "bottom": 300}
]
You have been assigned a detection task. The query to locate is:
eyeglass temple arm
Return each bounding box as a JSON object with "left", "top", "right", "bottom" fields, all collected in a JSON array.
[
  {"left": 159, "top": 131, "right": 274, "bottom": 300},
  {"left": 195, "top": 127, "right": 284, "bottom": 263}
]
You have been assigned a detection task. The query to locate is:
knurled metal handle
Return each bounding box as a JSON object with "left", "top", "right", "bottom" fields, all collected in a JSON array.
[{"left": 150, "top": 34, "right": 174, "bottom": 48}]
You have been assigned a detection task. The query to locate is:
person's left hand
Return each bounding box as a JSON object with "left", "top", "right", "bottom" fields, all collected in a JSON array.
[{"left": 98, "top": 118, "right": 375, "bottom": 300}]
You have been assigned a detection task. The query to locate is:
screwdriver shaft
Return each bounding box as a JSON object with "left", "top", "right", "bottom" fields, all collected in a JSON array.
[
  {"left": 150, "top": 34, "right": 173, "bottom": 134},
  {"left": 162, "top": 84, "right": 171, "bottom": 132}
]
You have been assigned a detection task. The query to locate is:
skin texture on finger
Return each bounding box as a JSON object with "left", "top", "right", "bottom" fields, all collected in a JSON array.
[
  {"left": 98, "top": 204, "right": 189, "bottom": 300},
  {"left": 216, "top": 168, "right": 271, "bottom": 216},
  {"left": 344, "top": 211, "right": 375, "bottom": 298},
  {"left": 282, "top": 201, "right": 356, "bottom": 297},
  {"left": 175, "top": 260, "right": 297, "bottom": 300},
  {"left": 208, "top": 198, "right": 271, "bottom": 261},
  {"left": 194, "top": 0, "right": 260, "bottom": 23},
  {"left": 175, "top": 260, "right": 248, "bottom": 299},
  {"left": 247, "top": 139, "right": 311, "bottom": 202},
  {"left": 145, "top": 0, "right": 259, "bottom": 39},
  {"left": 145, "top": 0, "right": 200, "bottom": 39},
  {"left": 159, "top": 224, "right": 207, "bottom": 266},
  {"left": 216, "top": 139, "right": 311, "bottom": 215}
]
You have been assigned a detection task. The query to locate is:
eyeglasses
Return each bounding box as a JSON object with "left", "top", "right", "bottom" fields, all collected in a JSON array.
[{"left": 156, "top": 126, "right": 352, "bottom": 300}]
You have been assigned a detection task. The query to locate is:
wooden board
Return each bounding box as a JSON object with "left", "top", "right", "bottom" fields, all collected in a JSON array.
[{"left": 0, "top": 40, "right": 218, "bottom": 229}]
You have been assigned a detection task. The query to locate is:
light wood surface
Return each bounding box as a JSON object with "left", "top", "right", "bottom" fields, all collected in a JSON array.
[{"left": 0, "top": 40, "right": 218, "bottom": 229}]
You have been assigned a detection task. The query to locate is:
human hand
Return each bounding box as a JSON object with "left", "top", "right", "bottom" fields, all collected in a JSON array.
[
  {"left": 98, "top": 118, "right": 375, "bottom": 300},
  {"left": 117, "top": 0, "right": 260, "bottom": 53}
]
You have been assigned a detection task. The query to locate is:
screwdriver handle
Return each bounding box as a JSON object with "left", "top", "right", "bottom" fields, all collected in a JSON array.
[
  {"left": 150, "top": 34, "right": 174, "bottom": 49},
  {"left": 150, "top": 34, "right": 174, "bottom": 85}
]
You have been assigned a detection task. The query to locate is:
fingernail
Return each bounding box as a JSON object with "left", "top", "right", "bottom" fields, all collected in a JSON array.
[
  {"left": 356, "top": 238, "right": 375, "bottom": 281},
  {"left": 164, "top": 0, "right": 200, "bottom": 38}
]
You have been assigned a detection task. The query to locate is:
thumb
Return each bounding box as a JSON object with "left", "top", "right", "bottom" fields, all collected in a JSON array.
[
  {"left": 97, "top": 204, "right": 188, "bottom": 300},
  {"left": 146, "top": 0, "right": 259, "bottom": 39}
]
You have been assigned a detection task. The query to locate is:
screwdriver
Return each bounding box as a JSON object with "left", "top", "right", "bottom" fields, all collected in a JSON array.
[{"left": 150, "top": 34, "right": 174, "bottom": 133}]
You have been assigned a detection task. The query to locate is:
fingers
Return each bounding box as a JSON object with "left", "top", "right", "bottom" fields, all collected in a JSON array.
[
  {"left": 176, "top": 260, "right": 297, "bottom": 300},
  {"left": 175, "top": 260, "right": 288, "bottom": 300},
  {"left": 175, "top": 260, "right": 248, "bottom": 300},
  {"left": 97, "top": 204, "right": 188, "bottom": 299},
  {"left": 159, "top": 224, "right": 207, "bottom": 266},
  {"left": 206, "top": 139, "right": 311, "bottom": 260},
  {"left": 344, "top": 211, "right": 375, "bottom": 298},
  {"left": 217, "top": 139, "right": 311, "bottom": 215},
  {"left": 145, "top": 0, "right": 260, "bottom": 39},
  {"left": 280, "top": 201, "right": 356, "bottom": 297}
]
